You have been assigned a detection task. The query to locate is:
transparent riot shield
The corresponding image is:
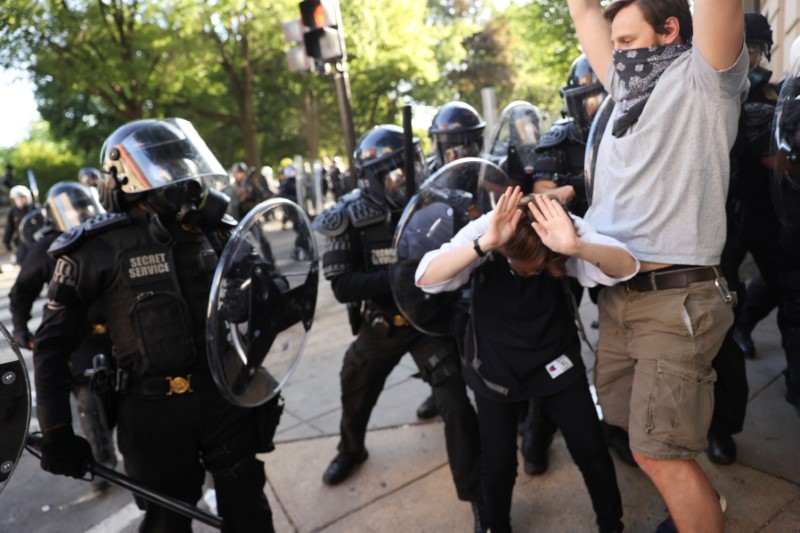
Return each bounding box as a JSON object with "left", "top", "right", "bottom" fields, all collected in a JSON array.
[
  {"left": 391, "top": 158, "right": 512, "bottom": 336},
  {"left": 207, "top": 199, "right": 318, "bottom": 407},
  {"left": 485, "top": 101, "right": 544, "bottom": 190},
  {"left": 771, "top": 63, "right": 800, "bottom": 228},
  {"left": 27, "top": 169, "right": 39, "bottom": 205},
  {"left": 584, "top": 95, "right": 615, "bottom": 206},
  {"left": 18, "top": 208, "right": 46, "bottom": 246},
  {"left": 0, "top": 321, "right": 31, "bottom": 497}
]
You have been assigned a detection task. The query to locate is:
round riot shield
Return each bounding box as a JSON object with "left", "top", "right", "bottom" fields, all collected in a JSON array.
[
  {"left": 207, "top": 199, "right": 318, "bottom": 407},
  {"left": 485, "top": 101, "right": 544, "bottom": 190},
  {"left": 392, "top": 158, "right": 512, "bottom": 336},
  {"left": 584, "top": 95, "right": 615, "bottom": 206},
  {"left": 0, "top": 321, "right": 31, "bottom": 497},
  {"left": 19, "top": 208, "right": 45, "bottom": 246},
  {"left": 771, "top": 62, "right": 800, "bottom": 228}
]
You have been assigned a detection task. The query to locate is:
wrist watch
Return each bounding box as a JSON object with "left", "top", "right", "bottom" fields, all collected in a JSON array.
[{"left": 473, "top": 235, "right": 487, "bottom": 257}]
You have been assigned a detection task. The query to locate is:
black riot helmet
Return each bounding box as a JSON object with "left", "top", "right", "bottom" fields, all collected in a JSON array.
[
  {"left": 561, "top": 54, "right": 607, "bottom": 128},
  {"left": 99, "top": 118, "right": 229, "bottom": 227},
  {"left": 77, "top": 167, "right": 101, "bottom": 188},
  {"left": 745, "top": 12, "right": 773, "bottom": 62},
  {"left": 353, "top": 124, "right": 426, "bottom": 211},
  {"left": 45, "top": 181, "right": 105, "bottom": 232},
  {"left": 428, "top": 101, "right": 486, "bottom": 169}
]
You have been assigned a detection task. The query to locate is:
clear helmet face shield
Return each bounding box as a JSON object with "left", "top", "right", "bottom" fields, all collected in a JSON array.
[
  {"left": 771, "top": 61, "right": 800, "bottom": 228},
  {"left": 106, "top": 118, "right": 228, "bottom": 193},
  {"left": 46, "top": 182, "right": 106, "bottom": 232},
  {"left": 487, "top": 101, "right": 544, "bottom": 160}
]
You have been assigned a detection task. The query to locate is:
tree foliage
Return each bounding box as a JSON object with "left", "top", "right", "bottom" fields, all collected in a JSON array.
[{"left": 0, "top": 0, "right": 580, "bottom": 169}]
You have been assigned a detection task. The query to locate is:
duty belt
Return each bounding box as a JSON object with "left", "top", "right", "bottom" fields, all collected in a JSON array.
[
  {"left": 625, "top": 266, "right": 719, "bottom": 292},
  {"left": 119, "top": 373, "right": 194, "bottom": 396}
]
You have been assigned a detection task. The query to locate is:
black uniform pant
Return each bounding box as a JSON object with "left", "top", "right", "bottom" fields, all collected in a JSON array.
[
  {"left": 116, "top": 374, "right": 273, "bottom": 533},
  {"left": 337, "top": 322, "right": 482, "bottom": 502},
  {"left": 711, "top": 230, "right": 751, "bottom": 436},
  {"left": 475, "top": 376, "right": 623, "bottom": 533},
  {"left": 729, "top": 204, "right": 800, "bottom": 398}
]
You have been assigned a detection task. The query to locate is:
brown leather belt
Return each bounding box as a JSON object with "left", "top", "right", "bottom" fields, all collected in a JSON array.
[{"left": 625, "top": 266, "right": 719, "bottom": 292}]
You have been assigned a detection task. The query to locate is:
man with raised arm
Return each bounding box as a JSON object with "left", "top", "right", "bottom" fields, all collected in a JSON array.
[{"left": 564, "top": 0, "right": 748, "bottom": 531}]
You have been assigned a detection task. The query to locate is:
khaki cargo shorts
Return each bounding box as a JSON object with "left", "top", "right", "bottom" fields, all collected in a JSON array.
[{"left": 595, "top": 280, "right": 734, "bottom": 460}]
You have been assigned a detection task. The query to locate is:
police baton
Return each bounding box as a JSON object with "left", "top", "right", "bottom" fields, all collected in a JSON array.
[{"left": 25, "top": 434, "right": 224, "bottom": 529}]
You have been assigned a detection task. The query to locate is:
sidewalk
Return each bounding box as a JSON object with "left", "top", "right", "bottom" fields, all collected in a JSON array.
[{"left": 259, "top": 275, "right": 800, "bottom": 533}]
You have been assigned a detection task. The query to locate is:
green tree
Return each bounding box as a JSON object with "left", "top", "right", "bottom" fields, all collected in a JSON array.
[{"left": 506, "top": 0, "right": 581, "bottom": 118}]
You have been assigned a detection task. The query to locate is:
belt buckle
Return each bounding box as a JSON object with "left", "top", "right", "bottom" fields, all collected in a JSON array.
[
  {"left": 393, "top": 314, "right": 408, "bottom": 327},
  {"left": 165, "top": 374, "right": 193, "bottom": 396}
]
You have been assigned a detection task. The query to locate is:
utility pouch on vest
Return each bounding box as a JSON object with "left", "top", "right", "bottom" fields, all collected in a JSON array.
[
  {"left": 130, "top": 291, "right": 197, "bottom": 373},
  {"left": 254, "top": 394, "right": 284, "bottom": 453},
  {"left": 88, "top": 354, "right": 118, "bottom": 431}
]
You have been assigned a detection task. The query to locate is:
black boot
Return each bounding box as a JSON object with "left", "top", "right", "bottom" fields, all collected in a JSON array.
[
  {"left": 471, "top": 501, "right": 488, "bottom": 533},
  {"left": 601, "top": 421, "right": 637, "bottom": 468},
  {"left": 706, "top": 432, "right": 737, "bottom": 465},
  {"left": 521, "top": 421, "right": 556, "bottom": 475},
  {"left": 732, "top": 327, "right": 756, "bottom": 359},
  {"left": 322, "top": 450, "right": 369, "bottom": 485},
  {"left": 416, "top": 394, "right": 438, "bottom": 419}
]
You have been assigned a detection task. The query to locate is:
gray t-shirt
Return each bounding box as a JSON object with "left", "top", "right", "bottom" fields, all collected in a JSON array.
[{"left": 584, "top": 46, "right": 749, "bottom": 265}]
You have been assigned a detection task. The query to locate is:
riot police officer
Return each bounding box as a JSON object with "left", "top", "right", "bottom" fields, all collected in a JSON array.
[
  {"left": 4, "top": 184, "right": 35, "bottom": 263},
  {"left": 10, "top": 182, "right": 117, "bottom": 492},
  {"left": 728, "top": 16, "right": 800, "bottom": 422},
  {"left": 705, "top": 13, "right": 796, "bottom": 464},
  {"left": 531, "top": 54, "right": 606, "bottom": 217},
  {"left": 33, "top": 118, "right": 277, "bottom": 532},
  {"left": 313, "top": 125, "right": 485, "bottom": 529},
  {"left": 428, "top": 101, "right": 486, "bottom": 172},
  {"left": 415, "top": 101, "right": 488, "bottom": 420},
  {"left": 78, "top": 168, "right": 102, "bottom": 189}
]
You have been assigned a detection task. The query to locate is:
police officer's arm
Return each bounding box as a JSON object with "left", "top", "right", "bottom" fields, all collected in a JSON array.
[
  {"left": 566, "top": 0, "right": 612, "bottom": 83},
  {"left": 34, "top": 250, "right": 102, "bottom": 431},
  {"left": 3, "top": 210, "right": 14, "bottom": 249},
  {"left": 528, "top": 195, "right": 637, "bottom": 278},
  {"left": 693, "top": 0, "right": 744, "bottom": 71},
  {"left": 330, "top": 270, "right": 391, "bottom": 303},
  {"left": 533, "top": 180, "right": 576, "bottom": 205},
  {"left": 9, "top": 240, "right": 55, "bottom": 348}
]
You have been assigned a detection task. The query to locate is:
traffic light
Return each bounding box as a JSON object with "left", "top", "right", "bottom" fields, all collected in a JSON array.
[{"left": 298, "top": 0, "right": 343, "bottom": 62}]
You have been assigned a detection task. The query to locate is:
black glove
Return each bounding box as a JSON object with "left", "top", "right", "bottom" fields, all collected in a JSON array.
[
  {"left": 40, "top": 425, "right": 94, "bottom": 479},
  {"left": 13, "top": 330, "right": 34, "bottom": 350}
]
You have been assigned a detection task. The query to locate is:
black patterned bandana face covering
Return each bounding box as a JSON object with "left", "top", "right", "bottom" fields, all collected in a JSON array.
[{"left": 611, "top": 44, "right": 691, "bottom": 137}]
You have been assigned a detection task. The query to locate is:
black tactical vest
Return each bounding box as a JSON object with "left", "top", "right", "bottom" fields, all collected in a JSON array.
[{"left": 98, "top": 221, "right": 218, "bottom": 376}]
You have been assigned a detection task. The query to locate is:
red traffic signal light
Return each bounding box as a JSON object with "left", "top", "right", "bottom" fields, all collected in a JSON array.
[
  {"left": 298, "top": 0, "right": 343, "bottom": 62},
  {"left": 300, "top": 1, "right": 328, "bottom": 30}
]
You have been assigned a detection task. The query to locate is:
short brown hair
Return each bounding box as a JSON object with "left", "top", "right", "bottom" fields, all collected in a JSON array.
[
  {"left": 604, "top": 0, "right": 693, "bottom": 44},
  {"left": 502, "top": 194, "right": 569, "bottom": 278}
]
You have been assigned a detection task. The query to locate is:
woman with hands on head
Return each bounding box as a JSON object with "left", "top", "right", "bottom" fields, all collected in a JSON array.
[{"left": 416, "top": 186, "right": 638, "bottom": 533}]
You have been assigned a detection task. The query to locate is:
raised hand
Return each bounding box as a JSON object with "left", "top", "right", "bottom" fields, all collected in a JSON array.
[
  {"left": 528, "top": 195, "right": 580, "bottom": 255},
  {"left": 484, "top": 186, "right": 524, "bottom": 250}
]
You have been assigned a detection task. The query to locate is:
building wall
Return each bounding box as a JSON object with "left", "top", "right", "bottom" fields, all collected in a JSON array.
[{"left": 760, "top": 0, "right": 799, "bottom": 79}]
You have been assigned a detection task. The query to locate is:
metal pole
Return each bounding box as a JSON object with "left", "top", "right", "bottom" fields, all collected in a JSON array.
[
  {"left": 402, "top": 105, "right": 415, "bottom": 204},
  {"left": 334, "top": 65, "right": 356, "bottom": 167}
]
